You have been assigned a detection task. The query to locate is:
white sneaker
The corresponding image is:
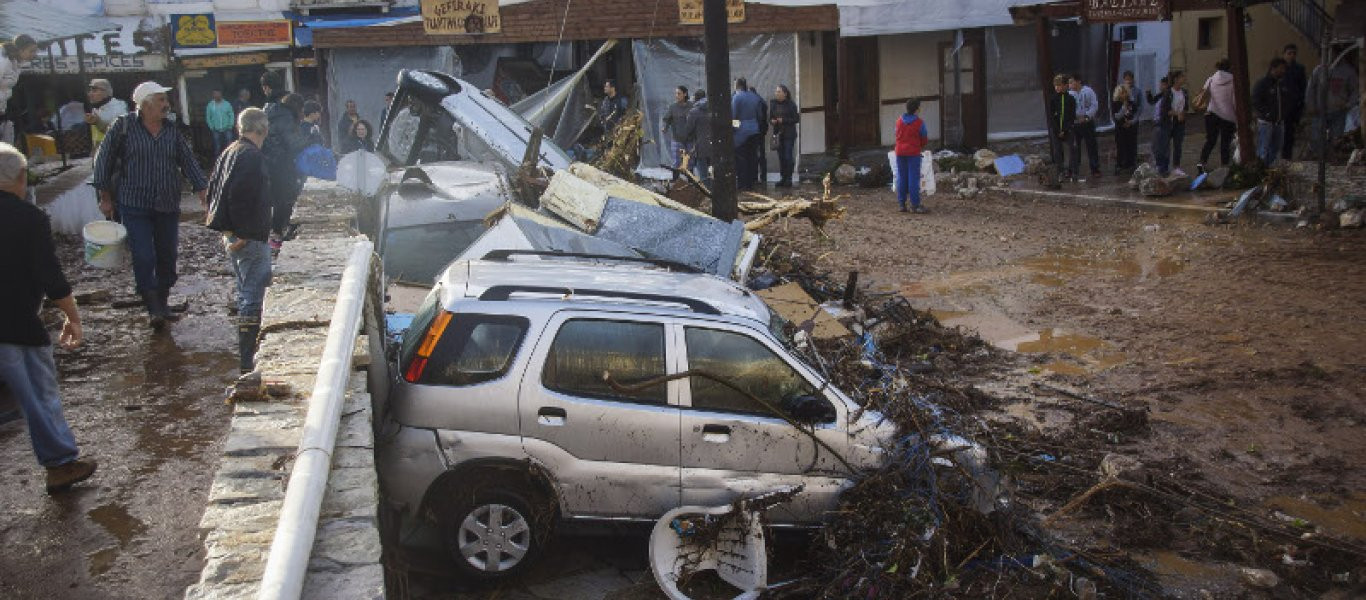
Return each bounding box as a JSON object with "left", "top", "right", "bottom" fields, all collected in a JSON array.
[{"left": 1171, "top": 167, "right": 1188, "bottom": 178}]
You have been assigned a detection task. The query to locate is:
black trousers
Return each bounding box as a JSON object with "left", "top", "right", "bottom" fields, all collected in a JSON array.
[
  {"left": 1070, "top": 121, "right": 1099, "bottom": 175},
  {"left": 1282, "top": 110, "right": 1302, "bottom": 160},
  {"left": 1200, "top": 113, "right": 1236, "bottom": 166},
  {"left": 735, "top": 135, "right": 758, "bottom": 190},
  {"left": 1114, "top": 123, "right": 1139, "bottom": 169}
]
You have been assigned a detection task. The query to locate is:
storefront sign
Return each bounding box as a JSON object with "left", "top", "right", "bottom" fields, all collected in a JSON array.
[
  {"left": 294, "top": 57, "right": 318, "bottom": 68},
  {"left": 1081, "top": 0, "right": 1167, "bottom": 23},
  {"left": 23, "top": 53, "right": 169, "bottom": 74},
  {"left": 171, "top": 14, "right": 218, "bottom": 48},
  {"left": 217, "top": 20, "right": 293, "bottom": 47},
  {"left": 181, "top": 52, "right": 271, "bottom": 69},
  {"left": 420, "top": 0, "right": 502, "bottom": 35},
  {"left": 679, "top": 0, "right": 745, "bottom": 25}
]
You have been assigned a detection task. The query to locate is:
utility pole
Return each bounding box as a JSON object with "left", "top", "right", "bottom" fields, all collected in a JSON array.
[
  {"left": 704, "top": 0, "right": 737, "bottom": 222},
  {"left": 1227, "top": 4, "right": 1255, "bottom": 166}
]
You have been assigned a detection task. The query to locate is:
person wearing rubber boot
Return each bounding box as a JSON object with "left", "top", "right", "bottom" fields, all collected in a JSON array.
[
  {"left": 0, "top": 143, "right": 98, "bottom": 493},
  {"left": 205, "top": 108, "right": 273, "bottom": 373},
  {"left": 92, "top": 81, "right": 207, "bottom": 330}
]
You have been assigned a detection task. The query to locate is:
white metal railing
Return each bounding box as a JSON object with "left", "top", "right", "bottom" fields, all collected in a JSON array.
[{"left": 257, "top": 240, "right": 374, "bottom": 600}]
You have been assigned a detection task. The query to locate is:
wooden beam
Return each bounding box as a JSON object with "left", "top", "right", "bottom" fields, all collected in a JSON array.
[
  {"left": 1226, "top": 3, "right": 1255, "bottom": 165},
  {"left": 837, "top": 35, "right": 851, "bottom": 160}
]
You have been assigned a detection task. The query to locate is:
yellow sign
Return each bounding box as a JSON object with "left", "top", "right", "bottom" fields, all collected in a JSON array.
[
  {"left": 679, "top": 0, "right": 745, "bottom": 25},
  {"left": 420, "top": 0, "right": 501, "bottom": 35},
  {"left": 174, "top": 15, "right": 217, "bottom": 47},
  {"left": 181, "top": 52, "right": 271, "bottom": 70}
]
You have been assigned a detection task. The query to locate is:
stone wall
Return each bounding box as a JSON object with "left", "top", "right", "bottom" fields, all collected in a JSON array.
[{"left": 185, "top": 184, "right": 384, "bottom": 600}]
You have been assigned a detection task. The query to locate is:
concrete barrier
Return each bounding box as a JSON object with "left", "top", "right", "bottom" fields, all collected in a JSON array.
[{"left": 185, "top": 182, "right": 384, "bottom": 600}]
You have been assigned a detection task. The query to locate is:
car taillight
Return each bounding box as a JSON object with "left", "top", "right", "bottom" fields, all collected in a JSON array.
[{"left": 404, "top": 311, "right": 452, "bottom": 383}]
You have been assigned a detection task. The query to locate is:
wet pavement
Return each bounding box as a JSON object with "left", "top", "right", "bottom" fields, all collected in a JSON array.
[{"left": 0, "top": 191, "right": 239, "bottom": 599}]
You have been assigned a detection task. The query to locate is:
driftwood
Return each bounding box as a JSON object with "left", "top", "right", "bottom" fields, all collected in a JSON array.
[{"left": 740, "top": 174, "right": 846, "bottom": 233}]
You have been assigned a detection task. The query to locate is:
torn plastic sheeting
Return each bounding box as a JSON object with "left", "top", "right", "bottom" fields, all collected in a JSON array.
[
  {"left": 325, "top": 46, "right": 457, "bottom": 144},
  {"left": 513, "top": 40, "right": 617, "bottom": 151},
  {"left": 993, "top": 155, "right": 1025, "bottom": 177},
  {"left": 593, "top": 197, "right": 745, "bottom": 277}
]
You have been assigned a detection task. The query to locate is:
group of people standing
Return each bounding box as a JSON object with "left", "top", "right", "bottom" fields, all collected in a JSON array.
[
  {"left": 1051, "top": 43, "right": 1356, "bottom": 182},
  {"left": 656, "top": 77, "right": 799, "bottom": 191}
]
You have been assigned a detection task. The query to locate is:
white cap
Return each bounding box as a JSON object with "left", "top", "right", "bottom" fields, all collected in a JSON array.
[{"left": 131, "top": 81, "right": 173, "bottom": 106}]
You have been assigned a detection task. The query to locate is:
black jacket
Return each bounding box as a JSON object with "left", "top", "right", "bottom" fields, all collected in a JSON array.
[
  {"left": 205, "top": 138, "right": 271, "bottom": 242},
  {"left": 684, "top": 98, "right": 713, "bottom": 159},
  {"left": 1284, "top": 61, "right": 1308, "bottom": 114},
  {"left": 768, "top": 98, "right": 799, "bottom": 140},
  {"left": 262, "top": 98, "right": 306, "bottom": 177},
  {"left": 662, "top": 100, "right": 693, "bottom": 141},
  {"left": 0, "top": 190, "right": 72, "bottom": 346},
  {"left": 1252, "top": 74, "right": 1289, "bottom": 123},
  {"left": 1049, "top": 91, "right": 1077, "bottom": 137}
]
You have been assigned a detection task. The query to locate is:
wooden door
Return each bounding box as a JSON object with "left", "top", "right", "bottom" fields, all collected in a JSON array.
[{"left": 938, "top": 33, "right": 987, "bottom": 148}]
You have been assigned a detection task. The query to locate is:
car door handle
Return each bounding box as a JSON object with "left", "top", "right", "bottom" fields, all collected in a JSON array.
[
  {"left": 701, "top": 424, "right": 730, "bottom": 443},
  {"left": 537, "top": 407, "right": 566, "bottom": 426}
]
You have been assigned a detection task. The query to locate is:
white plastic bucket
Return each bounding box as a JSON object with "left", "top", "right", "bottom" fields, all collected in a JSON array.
[{"left": 83, "top": 220, "right": 128, "bottom": 269}]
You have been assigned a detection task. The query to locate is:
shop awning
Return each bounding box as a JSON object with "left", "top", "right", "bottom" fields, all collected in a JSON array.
[
  {"left": 289, "top": 6, "right": 421, "bottom": 47},
  {"left": 0, "top": 0, "right": 117, "bottom": 44}
]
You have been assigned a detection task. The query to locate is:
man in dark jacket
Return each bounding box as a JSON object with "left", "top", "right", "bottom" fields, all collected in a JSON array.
[
  {"left": 731, "top": 78, "right": 763, "bottom": 190},
  {"left": 684, "top": 90, "right": 712, "bottom": 188},
  {"left": 599, "top": 79, "right": 629, "bottom": 135},
  {"left": 205, "top": 108, "right": 272, "bottom": 372},
  {"left": 0, "top": 142, "right": 97, "bottom": 493},
  {"left": 260, "top": 72, "right": 308, "bottom": 252},
  {"left": 1281, "top": 44, "right": 1307, "bottom": 160},
  {"left": 661, "top": 85, "right": 692, "bottom": 179},
  {"left": 1253, "top": 58, "right": 1290, "bottom": 165},
  {"left": 1048, "top": 75, "right": 1078, "bottom": 181}
]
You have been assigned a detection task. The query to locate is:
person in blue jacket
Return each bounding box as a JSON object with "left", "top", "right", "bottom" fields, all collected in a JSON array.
[{"left": 731, "top": 78, "right": 763, "bottom": 191}]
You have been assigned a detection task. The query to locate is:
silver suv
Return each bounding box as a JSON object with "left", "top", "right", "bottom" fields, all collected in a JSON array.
[{"left": 374, "top": 253, "right": 893, "bottom": 580}]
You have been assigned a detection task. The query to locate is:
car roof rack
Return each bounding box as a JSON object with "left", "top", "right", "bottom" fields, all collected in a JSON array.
[
  {"left": 480, "top": 250, "right": 703, "bottom": 274},
  {"left": 478, "top": 285, "right": 722, "bottom": 315}
]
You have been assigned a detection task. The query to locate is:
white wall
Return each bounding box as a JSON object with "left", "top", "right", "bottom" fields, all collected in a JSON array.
[
  {"left": 878, "top": 31, "right": 951, "bottom": 143},
  {"left": 1119, "top": 21, "right": 1171, "bottom": 120},
  {"left": 797, "top": 31, "right": 825, "bottom": 154}
]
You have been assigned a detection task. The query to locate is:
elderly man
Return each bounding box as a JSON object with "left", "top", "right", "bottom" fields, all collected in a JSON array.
[
  {"left": 205, "top": 108, "right": 272, "bottom": 372},
  {"left": 92, "top": 81, "right": 207, "bottom": 330},
  {"left": 84, "top": 79, "right": 128, "bottom": 149},
  {"left": 0, "top": 142, "right": 97, "bottom": 493}
]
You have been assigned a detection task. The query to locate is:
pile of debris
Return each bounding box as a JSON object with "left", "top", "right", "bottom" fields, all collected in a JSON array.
[{"left": 738, "top": 175, "right": 847, "bottom": 234}]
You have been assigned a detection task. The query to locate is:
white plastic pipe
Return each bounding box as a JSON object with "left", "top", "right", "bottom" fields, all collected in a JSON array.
[{"left": 258, "top": 240, "right": 374, "bottom": 600}]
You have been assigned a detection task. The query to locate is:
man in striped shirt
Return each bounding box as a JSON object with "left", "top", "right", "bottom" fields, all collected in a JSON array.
[{"left": 92, "top": 81, "right": 208, "bottom": 329}]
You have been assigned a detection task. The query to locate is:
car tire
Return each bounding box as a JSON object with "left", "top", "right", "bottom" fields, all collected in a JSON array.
[{"left": 441, "top": 486, "right": 544, "bottom": 581}]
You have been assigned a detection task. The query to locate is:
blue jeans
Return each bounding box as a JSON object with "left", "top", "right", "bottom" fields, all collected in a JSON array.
[
  {"left": 1256, "top": 121, "right": 1284, "bottom": 165},
  {"left": 225, "top": 238, "right": 273, "bottom": 318},
  {"left": 1153, "top": 121, "right": 1186, "bottom": 175},
  {"left": 669, "top": 141, "right": 690, "bottom": 173},
  {"left": 120, "top": 204, "right": 180, "bottom": 294},
  {"left": 692, "top": 156, "right": 712, "bottom": 189},
  {"left": 0, "top": 344, "right": 79, "bottom": 467},
  {"left": 211, "top": 129, "right": 233, "bottom": 156},
  {"left": 895, "top": 154, "right": 922, "bottom": 209}
]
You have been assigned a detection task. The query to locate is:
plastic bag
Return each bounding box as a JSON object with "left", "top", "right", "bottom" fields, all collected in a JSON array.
[{"left": 295, "top": 144, "right": 337, "bottom": 181}]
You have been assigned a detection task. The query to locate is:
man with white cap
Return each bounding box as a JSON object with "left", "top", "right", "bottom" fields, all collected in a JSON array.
[
  {"left": 92, "top": 81, "right": 207, "bottom": 330},
  {"left": 83, "top": 78, "right": 128, "bottom": 149}
]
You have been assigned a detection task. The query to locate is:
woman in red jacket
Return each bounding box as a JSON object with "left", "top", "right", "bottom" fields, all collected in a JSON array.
[{"left": 894, "top": 99, "right": 929, "bottom": 213}]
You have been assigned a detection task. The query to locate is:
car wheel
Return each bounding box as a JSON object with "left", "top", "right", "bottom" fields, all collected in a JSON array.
[{"left": 442, "top": 488, "right": 542, "bottom": 580}]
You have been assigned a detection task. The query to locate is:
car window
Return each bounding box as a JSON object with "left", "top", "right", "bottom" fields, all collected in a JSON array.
[
  {"left": 419, "top": 315, "right": 529, "bottom": 386},
  {"left": 383, "top": 94, "right": 460, "bottom": 166},
  {"left": 543, "top": 320, "right": 667, "bottom": 404},
  {"left": 684, "top": 327, "right": 822, "bottom": 418}
]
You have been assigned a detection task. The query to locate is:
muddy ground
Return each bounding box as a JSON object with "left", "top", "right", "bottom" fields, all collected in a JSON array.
[
  {"left": 0, "top": 198, "right": 239, "bottom": 599},
  {"left": 756, "top": 184, "right": 1366, "bottom": 596}
]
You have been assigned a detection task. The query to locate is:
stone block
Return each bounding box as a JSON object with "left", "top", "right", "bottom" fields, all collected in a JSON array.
[
  {"left": 184, "top": 581, "right": 258, "bottom": 600},
  {"left": 309, "top": 518, "right": 382, "bottom": 566},
  {"left": 336, "top": 408, "right": 374, "bottom": 449},
  {"left": 332, "top": 447, "right": 374, "bottom": 469},
  {"left": 223, "top": 425, "right": 302, "bottom": 455},
  {"left": 198, "top": 499, "right": 283, "bottom": 532},
  {"left": 207, "top": 470, "right": 285, "bottom": 504},
  {"left": 301, "top": 564, "right": 383, "bottom": 600}
]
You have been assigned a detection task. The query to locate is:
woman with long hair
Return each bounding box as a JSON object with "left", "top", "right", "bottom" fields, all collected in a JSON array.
[
  {"left": 338, "top": 119, "right": 374, "bottom": 155},
  {"left": 1111, "top": 71, "right": 1140, "bottom": 173},
  {"left": 768, "top": 84, "right": 799, "bottom": 188}
]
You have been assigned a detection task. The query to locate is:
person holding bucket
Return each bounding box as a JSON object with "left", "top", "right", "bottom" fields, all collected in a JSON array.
[
  {"left": 0, "top": 142, "right": 98, "bottom": 494},
  {"left": 92, "top": 81, "right": 207, "bottom": 330}
]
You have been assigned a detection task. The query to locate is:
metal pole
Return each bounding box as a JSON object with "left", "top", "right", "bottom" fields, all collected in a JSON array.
[
  {"left": 704, "top": 0, "right": 737, "bottom": 222},
  {"left": 257, "top": 241, "right": 374, "bottom": 600}
]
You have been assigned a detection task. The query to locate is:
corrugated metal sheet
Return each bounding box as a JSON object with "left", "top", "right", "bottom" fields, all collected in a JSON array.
[{"left": 0, "top": 0, "right": 118, "bottom": 44}]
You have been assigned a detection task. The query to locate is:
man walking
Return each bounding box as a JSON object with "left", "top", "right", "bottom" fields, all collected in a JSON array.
[
  {"left": 685, "top": 89, "right": 712, "bottom": 188},
  {"left": 93, "top": 81, "right": 208, "bottom": 330},
  {"left": 731, "top": 78, "right": 763, "bottom": 191},
  {"left": 1281, "top": 44, "right": 1307, "bottom": 160},
  {"left": 206, "top": 89, "right": 235, "bottom": 157},
  {"left": 205, "top": 108, "right": 272, "bottom": 373},
  {"left": 1253, "top": 58, "right": 1290, "bottom": 165},
  {"left": 0, "top": 142, "right": 97, "bottom": 493},
  {"left": 1048, "top": 75, "right": 1077, "bottom": 182},
  {"left": 1069, "top": 75, "right": 1101, "bottom": 180},
  {"left": 661, "top": 85, "right": 692, "bottom": 180}
]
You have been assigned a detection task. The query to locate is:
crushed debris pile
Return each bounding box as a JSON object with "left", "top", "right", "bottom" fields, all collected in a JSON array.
[
  {"left": 593, "top": 108, "right": 645, "bottom": 181},
  {"left": 739, "top": 175, "right": 847, "bottom": 234}
]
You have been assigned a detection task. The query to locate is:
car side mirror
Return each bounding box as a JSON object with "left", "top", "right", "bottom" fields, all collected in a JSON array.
[{"left": 783, "top": 394, "right": 836, "bottom": 425}]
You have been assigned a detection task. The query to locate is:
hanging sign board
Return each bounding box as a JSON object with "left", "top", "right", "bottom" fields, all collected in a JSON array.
[
  {"left": 679, "top": 0, "right": 745, "bottom": 25},
  {"left": 420, "top": 0, "right": 502, "bottom": 35},
  {"left": 181, "top": 52, "right": 271, "bottom": 69},
  {"left": 217, "top": 20, "right": 293, "bottom": 47},
  {"left": 171, "top": 14, "right": 218, "bottom": 48},
  {"left": 1081, "top": 0, "right": 1167, "bottom": 23},
  {"left": 24, "top": 54, "right": 168, "bottom": 74}
]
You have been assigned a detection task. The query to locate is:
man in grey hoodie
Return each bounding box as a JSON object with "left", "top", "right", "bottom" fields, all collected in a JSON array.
[{"left": 661, "top": 85, "right": 692, "bottom": 180}]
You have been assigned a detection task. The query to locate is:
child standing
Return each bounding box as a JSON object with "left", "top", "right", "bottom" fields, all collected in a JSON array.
[
  {"left": 894, "top": 99, "right": 929, "bottom": 213},
  {"left": 1049, "top": 75, "right": 1078, "bottom": 182}
]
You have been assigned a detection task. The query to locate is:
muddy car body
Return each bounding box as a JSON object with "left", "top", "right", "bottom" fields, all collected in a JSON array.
[
  {"left": 367, "top": 70, "right": 572, "bottom": 283},
  {"left": 372, "top": 254, "right": 894, "bottom": 580}
]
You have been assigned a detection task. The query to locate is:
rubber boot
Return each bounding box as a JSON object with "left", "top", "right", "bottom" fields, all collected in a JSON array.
[
  {"left": 238, "top": 317, "right": 261, "bottom": 373},
  {"left": 142, "top": 290, "right": 166, "bottom": 330},
  {"left": 157, "top": 289, "right": 181, "bottom": 323}
]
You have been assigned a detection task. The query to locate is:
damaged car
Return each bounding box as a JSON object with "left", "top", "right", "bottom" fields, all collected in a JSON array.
[{"left": 372, "top": 253, "right": 895, "bottom": 580}]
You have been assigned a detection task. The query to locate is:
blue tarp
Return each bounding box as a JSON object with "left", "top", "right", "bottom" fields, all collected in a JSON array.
[{"left": 287, "top": 7, "right": 419, "bottom": 47}]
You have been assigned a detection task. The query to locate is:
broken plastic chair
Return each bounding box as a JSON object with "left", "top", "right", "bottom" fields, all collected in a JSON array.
[{"left": 648, "top": 486, "right": 802, "bottom": 600}]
